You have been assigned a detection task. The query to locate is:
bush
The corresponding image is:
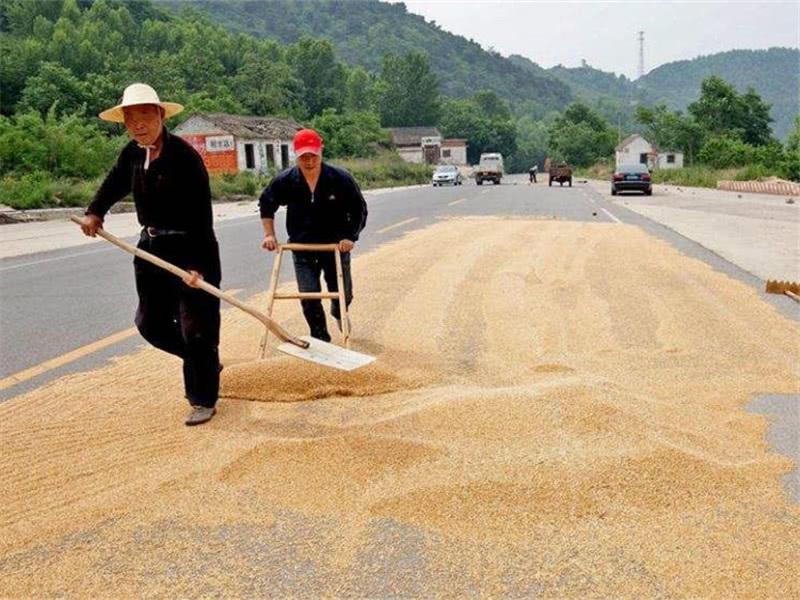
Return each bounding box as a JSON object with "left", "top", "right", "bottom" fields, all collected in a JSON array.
[
  {"left": 0, "top": 172, "right": 102, "bottom": 209},
  {"left": 0, "top": 110, "right": 124, "bottom": 179},
  {"left": 332, "top": 152, "right": 433, "bottom": 189},
  {"left": 650, "top": 167, "right": 738, "bottom": 189},
  {"left": 209, "top": 171, "right": 271, "bottom": 200},
  {"left": 697, "top": 135, "right": 756, "bottom": 168},
  {"left": 0, "top": 172, "right": 52, "bottom": 209}
]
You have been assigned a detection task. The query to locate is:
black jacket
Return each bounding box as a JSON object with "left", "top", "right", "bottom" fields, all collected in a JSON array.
[
  {"left": 259, "top": 163, "right": 368, "bottom": 244},
  {"left": 86, "top": 128, "right": 217, "bottom": 271}
]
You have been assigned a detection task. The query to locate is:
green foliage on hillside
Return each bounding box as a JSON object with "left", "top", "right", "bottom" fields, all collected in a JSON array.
[
  {"left": 547, "top": 102, "right": 616, "bottom": 168},
  {"left": 161, "top": 0, "right": 574, "bottom": 114},
  {"left": 638, "top": 48, "right": 798, "bottom": 140}
]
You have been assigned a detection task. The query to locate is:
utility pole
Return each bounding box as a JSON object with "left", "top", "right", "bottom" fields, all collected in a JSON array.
[{"left": 638, "top": 31, "right": 645, "bottom": 79}]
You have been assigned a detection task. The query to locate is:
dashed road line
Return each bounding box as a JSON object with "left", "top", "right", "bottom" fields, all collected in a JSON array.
[
  {"left": 376, "top": 217, "right": 419, "bottom": 234},
  {"left": 601, "top": 208, "right": 622, "bottom": 223}
]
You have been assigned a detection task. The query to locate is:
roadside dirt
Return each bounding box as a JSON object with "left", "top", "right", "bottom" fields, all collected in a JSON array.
[{"left": 1, "top": 217, "right": 798, "bottom": 597}]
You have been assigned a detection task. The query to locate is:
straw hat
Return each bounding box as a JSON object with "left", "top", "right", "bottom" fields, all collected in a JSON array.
[{"left": 98, "top": 83, "right": 183, "bottom": 123}]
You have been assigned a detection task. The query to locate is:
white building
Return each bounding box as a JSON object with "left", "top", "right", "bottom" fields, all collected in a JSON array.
[
  {"left": 388, "top": 127, "right": 468, "bottom": 165},
  {"left": 615, "top": 134, "right": 684, "bottom": 170},
  {"left": 173, "top": 113, "right": 303, "bottom": 175}
]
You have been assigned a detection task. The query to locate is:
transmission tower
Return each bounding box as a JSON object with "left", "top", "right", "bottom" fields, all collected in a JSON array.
[{"left": 638, "top": 31, "right": 645, "bottom": 79}]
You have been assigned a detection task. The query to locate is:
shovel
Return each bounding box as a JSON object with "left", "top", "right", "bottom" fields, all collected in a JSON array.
[{"left": 70, "top": 216, "right": 375, "bottom": 371}]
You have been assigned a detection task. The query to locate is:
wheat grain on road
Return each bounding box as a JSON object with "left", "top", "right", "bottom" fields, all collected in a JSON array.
[{"left": 1, "top": 217, "right": 798, "bottom": 597}]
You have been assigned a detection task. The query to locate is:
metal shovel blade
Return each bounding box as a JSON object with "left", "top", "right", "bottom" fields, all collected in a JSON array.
[{"left": 276, "top": 336, "right": 376, "bottom": 371}]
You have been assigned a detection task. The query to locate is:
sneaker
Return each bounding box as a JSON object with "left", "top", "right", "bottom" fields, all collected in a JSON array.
[
  {"left": 185, "top": 406, "right": 216, "bottom": 426},
  {"left": 335, "top": 316, "right": 352, "bottom": 334}
]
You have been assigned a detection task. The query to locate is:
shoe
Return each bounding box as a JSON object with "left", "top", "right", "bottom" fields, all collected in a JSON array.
[
  {"left": 335, "top": 316, "right": 352, "bottom": 334},
  {"left": 185, "top": 406, "right": 216, "bottom": 426}
]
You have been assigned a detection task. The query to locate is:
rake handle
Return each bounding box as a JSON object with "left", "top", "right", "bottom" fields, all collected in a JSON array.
[{"left": 69, "top": 216, "right": 309, "bottom": 349}]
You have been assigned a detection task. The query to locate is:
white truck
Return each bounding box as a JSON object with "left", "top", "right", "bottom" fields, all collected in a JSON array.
[{"left": 474, "top": 153, "right": 504, "bottom": 185}]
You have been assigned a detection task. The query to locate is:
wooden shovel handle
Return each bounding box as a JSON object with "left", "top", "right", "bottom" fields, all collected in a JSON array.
[{"left": 69, "top": 216, "right": 309, "bottom": 349}]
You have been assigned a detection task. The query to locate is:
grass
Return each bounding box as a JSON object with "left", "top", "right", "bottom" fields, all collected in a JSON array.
[
  {"left": 575, "top": 163, "right": 787, "bottom": 190},
  {"left": 0, "top": 152, "right": 433, "bottom": 211}
]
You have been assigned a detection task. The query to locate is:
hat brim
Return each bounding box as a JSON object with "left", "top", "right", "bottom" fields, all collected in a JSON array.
[
  {"left": 295, "top": 146, "right": 322, "bottom": 156},
  {"left": 98, "top": 101, "right": 184, "bottom": 123}
]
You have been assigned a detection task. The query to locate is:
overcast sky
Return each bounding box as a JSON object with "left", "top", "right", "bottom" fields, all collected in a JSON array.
[{"left": 399, "top": 1, "right": 799, "bottom": 79}]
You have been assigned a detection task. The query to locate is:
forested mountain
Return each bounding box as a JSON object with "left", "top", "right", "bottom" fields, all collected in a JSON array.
[
  {"left": 165, "top": 1, "right": 796, "bottom": 139},
  {"left": 159, "top": 0, "right": 574, "bottom": 117},
  {"left": 638, "top": 48, "right": 798, "bottom": 139}
]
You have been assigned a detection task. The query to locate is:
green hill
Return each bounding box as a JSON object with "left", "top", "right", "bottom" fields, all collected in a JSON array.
[
  {"left": 160, "top": 0, "right": 573, "bottom": 116},
  {"left": 638, "top": 48, "right": 799, "bottom": 139}
]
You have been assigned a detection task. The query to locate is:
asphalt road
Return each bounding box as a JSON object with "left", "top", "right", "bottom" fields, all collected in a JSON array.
[{"left": 0, "top": 173, "right": 795, "bottom": 403}]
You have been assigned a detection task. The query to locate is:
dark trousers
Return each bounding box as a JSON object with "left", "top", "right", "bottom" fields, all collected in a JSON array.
[
  {"left": 133, "top": 233, "right": 221, "bottom": 408},
  {"left": 292, "top": 251, "right": 353, "bottom": 342}
]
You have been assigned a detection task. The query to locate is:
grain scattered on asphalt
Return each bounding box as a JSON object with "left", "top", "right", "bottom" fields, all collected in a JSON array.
[{"left": 1, "top": 217, "right": 798, "bottom": 598}]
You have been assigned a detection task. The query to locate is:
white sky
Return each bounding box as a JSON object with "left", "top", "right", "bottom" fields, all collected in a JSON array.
[{"left": 399, "top": 0, "right": 800, "bottom": 79}]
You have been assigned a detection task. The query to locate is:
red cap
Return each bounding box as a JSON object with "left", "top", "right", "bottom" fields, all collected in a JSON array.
[{"left": 293, "top": 129, "right": 323, "bottom": 156}]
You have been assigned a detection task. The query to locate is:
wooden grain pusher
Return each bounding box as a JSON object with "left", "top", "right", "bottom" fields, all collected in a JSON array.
[
  {"left": 258, "top": 243, "right": 351, "bottom": 358},
  {"left": 765, "top": 280, "right": 800, "bottom": 303},
  {"left": 70, "top": 216, "right": 375, "bottom": 371}
]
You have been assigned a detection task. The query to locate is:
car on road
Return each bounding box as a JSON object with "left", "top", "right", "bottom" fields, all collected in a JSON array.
[
  {"left": 612, "top": 164, "right": 652, "bottom": 195},
  {"left": 432, "top": 164, "right": 463, "bottom": 186}
]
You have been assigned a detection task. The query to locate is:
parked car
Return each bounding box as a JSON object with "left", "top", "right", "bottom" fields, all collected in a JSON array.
[
  {"left": 432, "top": 164, "right": 463, "bottom": 186},
  {"left": 611, "top": 164, "right": 652, "bottom": 195},
  {"left": 548, "top": 163, "right": 572, "bottom": 187}
]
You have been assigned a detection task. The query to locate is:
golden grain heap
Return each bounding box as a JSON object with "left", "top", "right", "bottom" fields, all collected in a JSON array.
[{"left": 1, "top": 217, "right": 798, "bottom": 598}]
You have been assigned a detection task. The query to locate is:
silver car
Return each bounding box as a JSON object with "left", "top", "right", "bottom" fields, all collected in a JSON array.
[{"left": 432, "top": 165, "right": 463, "bottom": 186}]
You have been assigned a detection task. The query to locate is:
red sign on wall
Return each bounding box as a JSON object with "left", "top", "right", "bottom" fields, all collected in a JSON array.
[{"left": 180, "top": 134, "right": 238, "bottom": 174}]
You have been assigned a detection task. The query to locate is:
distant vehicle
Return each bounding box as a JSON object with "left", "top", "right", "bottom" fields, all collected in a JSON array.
[
  {"left": 475, "top": 153, "right": 503, "bottom": 185},
  {"left": 549, "top": 162, "right": 572, "bottom": 187},
  {"left": 611, "top": 164, "right": 652, "bottom": 195},
  {"left": 432, "top": 164, "right": 463, "bottom": 186}
]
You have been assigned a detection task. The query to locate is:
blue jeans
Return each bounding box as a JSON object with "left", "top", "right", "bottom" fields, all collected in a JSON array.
[{"left": 292, "top": 251, "right": 353, "bottom": 342}]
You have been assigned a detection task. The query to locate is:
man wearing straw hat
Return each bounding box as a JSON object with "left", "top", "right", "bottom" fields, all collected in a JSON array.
[
  {"left": 77, "top": 83, "right": 222, "bottom": 426},
  {"left": 259, "top": 128, "right": 368, "bottom": 343}
]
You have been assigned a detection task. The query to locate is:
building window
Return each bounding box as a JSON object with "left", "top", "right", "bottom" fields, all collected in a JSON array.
[
  {"left": 667, "top": 154, "right": 675, "bottom": 164},
  {"left": 639, "top": 153, "right": 648, "bottom": 165},
  {"left": 281, "top": 144, "right": 290, "bottom": 169},
  {"left": 265, "top": 144, "right": 275, "bottom": 168},
  {"left": 442, "top": 149, "right": 451, "bottom": 158},
  {"left": 245, "top": 144, "right": 255, "bottom": 169}
]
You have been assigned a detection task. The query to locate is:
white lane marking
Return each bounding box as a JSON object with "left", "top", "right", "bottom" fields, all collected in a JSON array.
[
  {"left": 0, "top": 217, "right": 257, "bottom": 273},
  {"left": 376, "top": 217, "right": 419, "bottom": 234},
  {"left": 0, "top": 246, "right": 114, "bottom": 273},
  {"left": 448, "top": 198, "right": 467, "bottom": 206},
  {"left": 601, "top": 208, "right": 622, "bottom": 223}
]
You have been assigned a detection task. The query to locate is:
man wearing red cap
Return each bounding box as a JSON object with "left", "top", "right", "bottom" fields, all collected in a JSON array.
[{"left": 259, "top": 129, "right": 368, "bottom": 342}]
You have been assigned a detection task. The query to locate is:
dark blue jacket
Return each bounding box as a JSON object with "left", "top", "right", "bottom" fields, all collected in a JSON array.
[{"left": 259, "top": 163, "right": 368, "bottom": 244}]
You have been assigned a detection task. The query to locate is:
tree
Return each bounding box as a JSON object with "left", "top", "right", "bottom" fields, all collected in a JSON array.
[
  {"left": 509, "top": 116, "right": 549, "bottom": 172},
  {"left": 635, "top": 104, "right": 704, "bottom": 163},
  {"left": 688, "top": 76, "right": 773, "bottom": 146},
  {"left": 232, "top": 52, "right": 304, "bottom": 118},
  {"left": 17, "top": 62, "right": 87, "bottom": 116},
  {"left": 472, "top": 90, "right": 511, "bottom": 121},
  {"left": 378, "top": 51, "right": 440, "bottom": 127},
  {"left": 439, "top": 96, "right": 516, "bottom": 164},
  {"left": 310, "top": 109, "right": 388, "bottom": 159},
  {"left": 345, "top": 67, "right": 378, "bottom": 113},
  {"left": 547, "top": 101, "right": 615, "bottom": 167},
  {"left": 286, "top": 36, "right": 346, "bottom": 117}
]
